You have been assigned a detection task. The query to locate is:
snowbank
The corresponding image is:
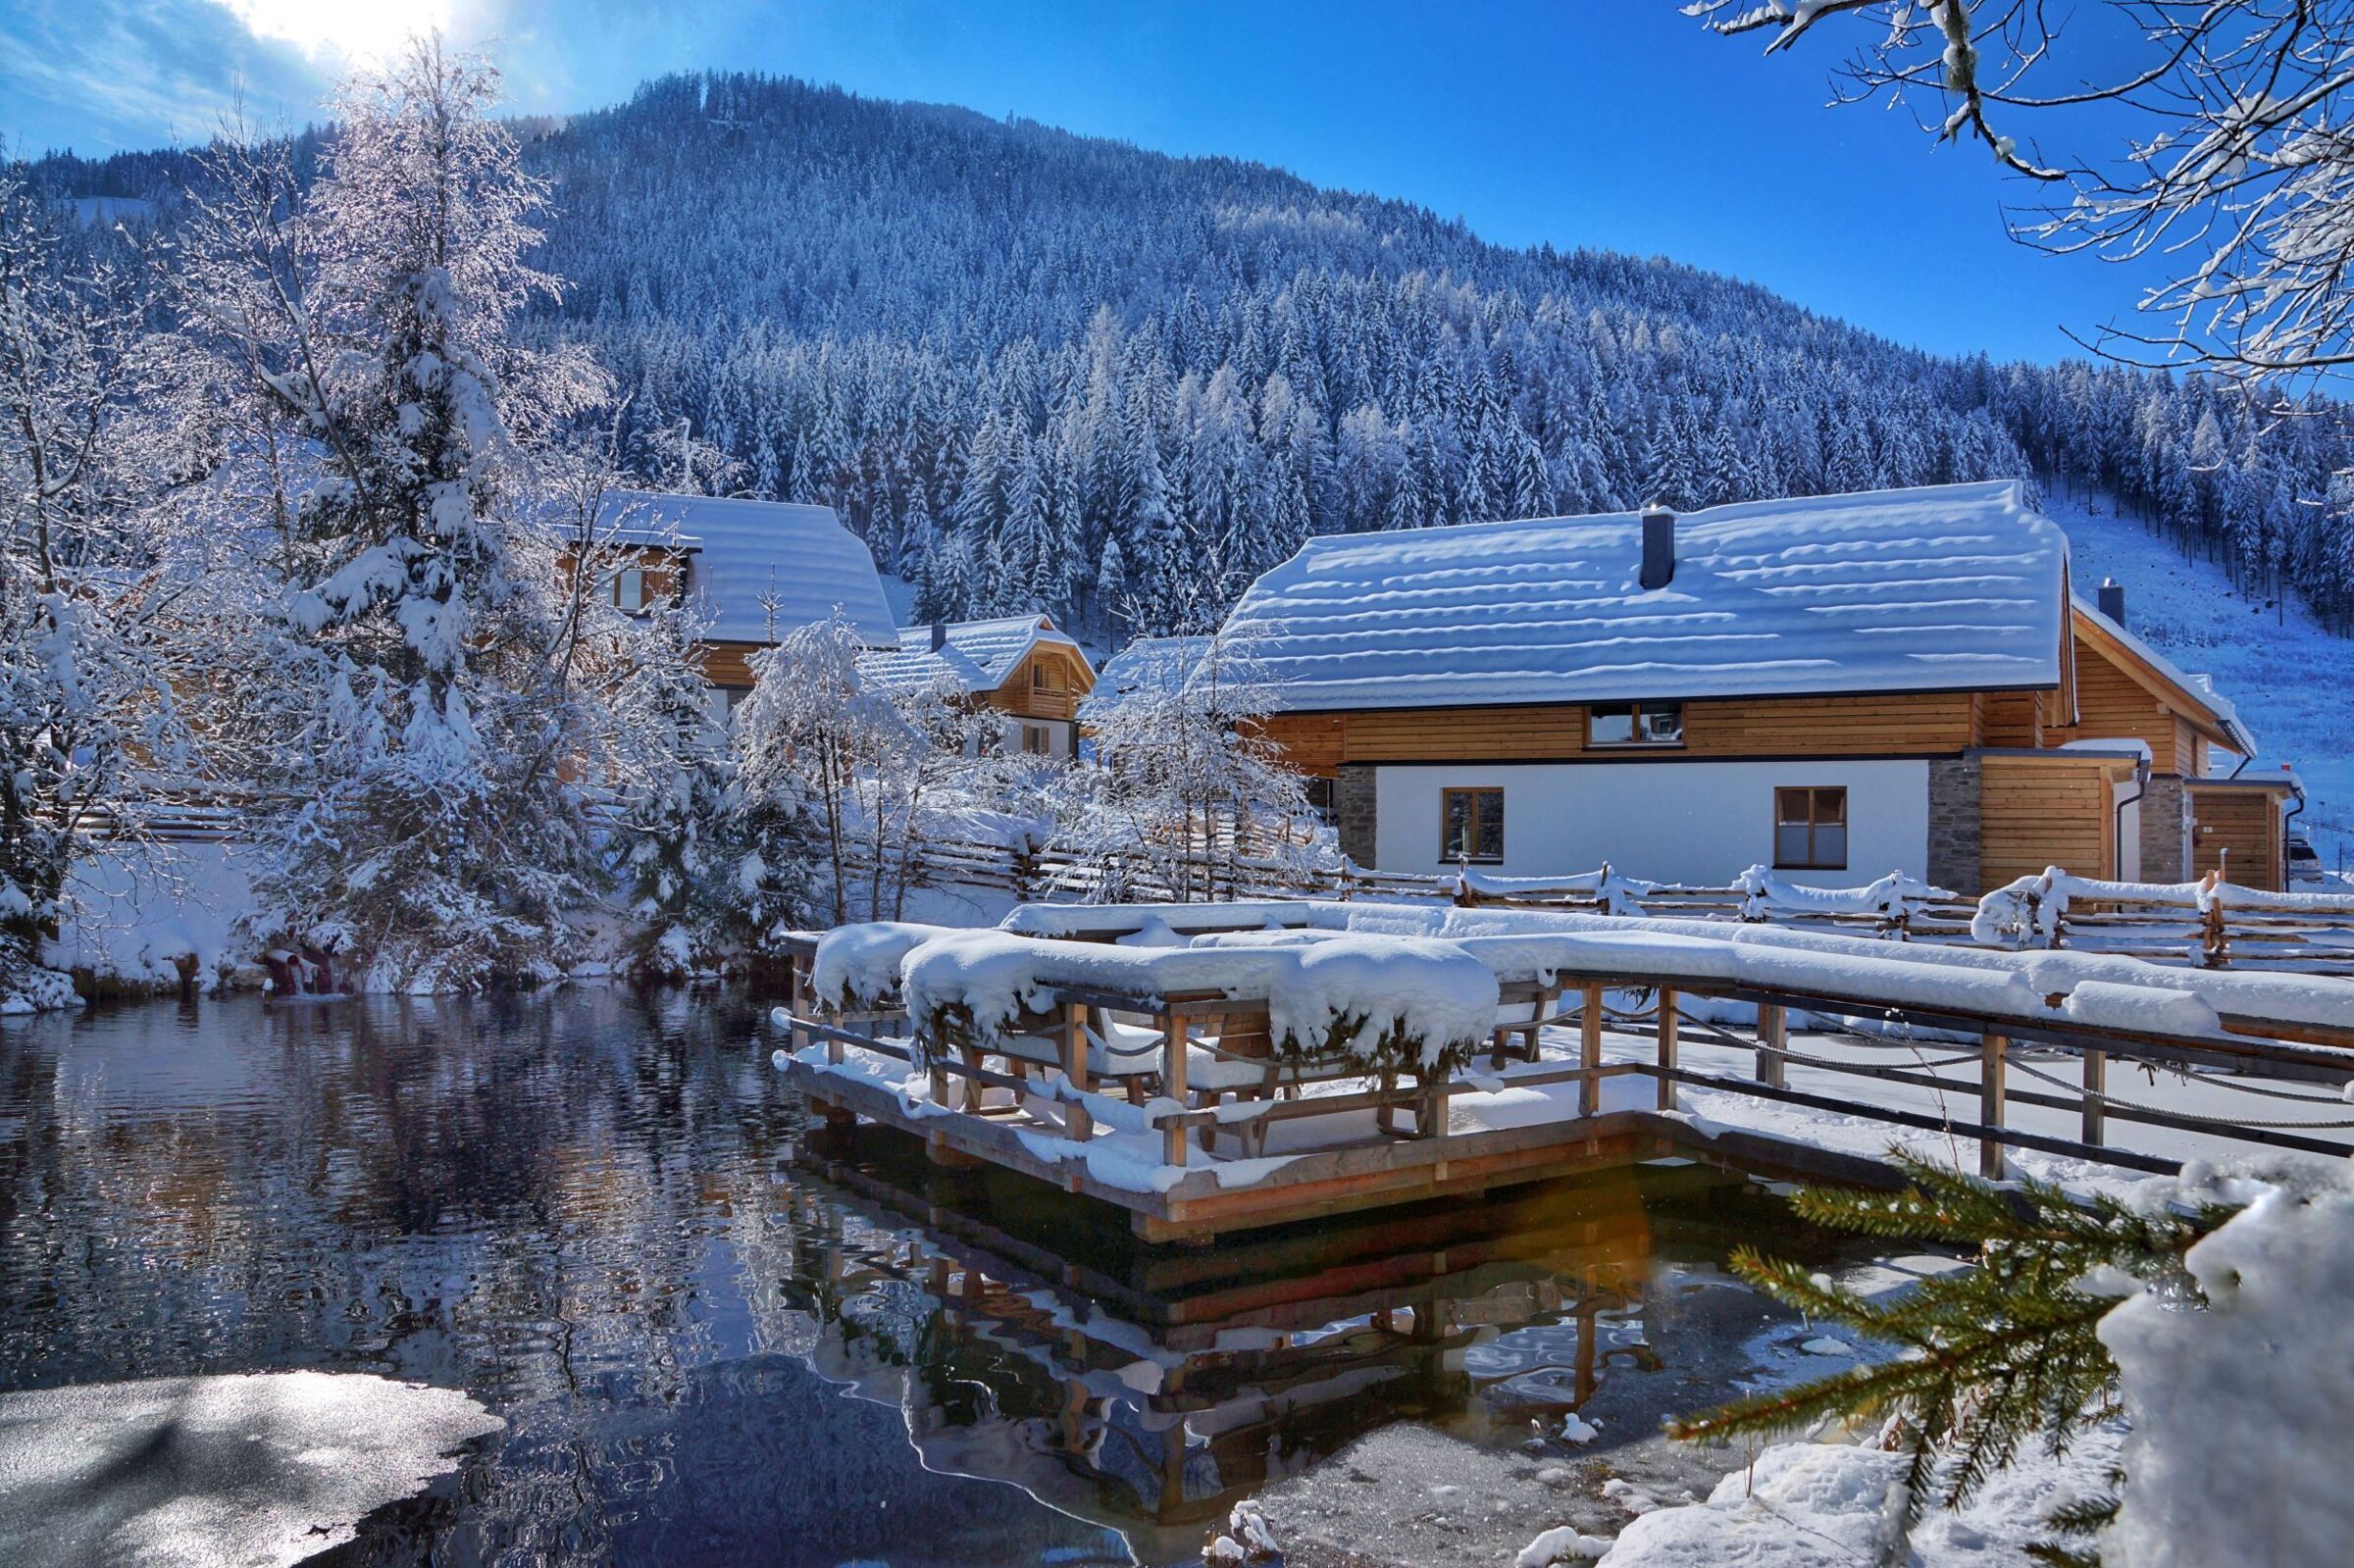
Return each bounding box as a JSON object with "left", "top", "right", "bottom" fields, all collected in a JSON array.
[
  {"left": 43, "top": 837, "right": 260, "bottom": 996},
  {"left": 2101, "top": 1163, "right": 2354, "bottom": 1567}
]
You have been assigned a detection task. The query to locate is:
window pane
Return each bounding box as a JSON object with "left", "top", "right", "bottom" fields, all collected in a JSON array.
[
  {"left": 1815, "top": 824, "right": 1848, "bottom": 868},
  {"left": 1774, "top": 789, "right": 1807, "bottom": 829},
  {"left": 1444, "top": 793, "right": 1472, "bottom": 857},
  {"left": 1815, "top": 787, "right": 1846, "bottom": 825},
  {"left": 617, "top": 566, "right": 645, "bottom": 610},
  {"left": 1475, "top": 790, "right": 1504, "bottom": 859},
  {"left": 1775, "top": 825, "right": 1812, "bottom": 866},
  {"left": 1590, "top": 705, "right": 1634, "bottom": 744},
  {"left": 1640, "top": 702, "right": 1683, "bottom": 743}
]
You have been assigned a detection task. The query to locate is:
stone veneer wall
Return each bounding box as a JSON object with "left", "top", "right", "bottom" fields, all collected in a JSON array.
[
  {"left": 1335, "top": 764, "right": 1378, "bottom": 868},
  {"left": 1927, "top": 757, "right": 1983, "bottom": 893},
  {"left": 2139, "top": 775, "right": 2189, "bottom": 883}
]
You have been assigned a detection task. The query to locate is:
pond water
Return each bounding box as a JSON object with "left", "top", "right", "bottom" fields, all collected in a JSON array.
[{"left": 0, "top": 986, "right": 1882, "bottom": 1567}]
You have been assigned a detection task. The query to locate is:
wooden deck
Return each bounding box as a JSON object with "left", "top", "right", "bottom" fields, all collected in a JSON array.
[{"left": 779, "top": 917, "right": 2354, "bottom": 1243}]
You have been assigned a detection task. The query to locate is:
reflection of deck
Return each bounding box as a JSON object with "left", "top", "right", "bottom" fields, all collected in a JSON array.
[{"left": 789, "top": 1149, "right": 1700, "bottom": 1562}]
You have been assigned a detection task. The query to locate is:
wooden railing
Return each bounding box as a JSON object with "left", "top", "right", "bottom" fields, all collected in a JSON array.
[{"left": 778, "top": 923, "right": 2354, "bottom": 1204}]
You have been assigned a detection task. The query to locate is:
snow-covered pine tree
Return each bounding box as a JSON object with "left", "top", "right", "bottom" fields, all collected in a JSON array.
[
  {"left": 181, "top": 42, "right": 622, "bottom": 991},
  {"left": 0, "top": 163, "right": 187, "bottom": 1008}
]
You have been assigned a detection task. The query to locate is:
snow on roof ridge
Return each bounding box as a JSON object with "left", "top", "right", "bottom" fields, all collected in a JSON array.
[{"left": 600, "top": 488, "right": 897, "bottom": 649}]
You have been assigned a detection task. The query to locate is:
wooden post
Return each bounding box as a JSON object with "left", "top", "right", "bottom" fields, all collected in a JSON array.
[
  {"left": 1979, "top": 1033, "right": 2009, "bottom": 1181},
  {"left": 1062, "top": 1001, "right": 1094, "bottom": 1143},
  {"left": 1160, "top": 1010, "right": 1189, "bottom": 1165},
  {"left": 1756, "top": 1003, "right": 1786, "bottom": 1089},
  {"left": 2081, "top": 1047, "right": 2107, "bottom": 1146},
  {"left": 1655, "top": 986, "right": 1678, "bottom": 1111},
  {"left": 1579, "top": 982, "right": 1605, "bottom": 1118}
]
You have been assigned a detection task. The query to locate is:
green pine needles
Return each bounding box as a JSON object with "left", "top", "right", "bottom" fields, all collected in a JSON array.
[{"left": 1671, "top": 1151, "right": 2241, "bottom": 1563}]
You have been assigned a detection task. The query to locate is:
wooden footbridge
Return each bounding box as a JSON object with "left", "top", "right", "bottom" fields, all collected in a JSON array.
[{"left": 776, "top": 901, "right": 2354, "bottom": 1243}]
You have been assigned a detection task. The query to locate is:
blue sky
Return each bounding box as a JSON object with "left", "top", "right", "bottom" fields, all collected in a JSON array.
[{"left": 0, "top": 0, "right": 2151, "bottom": 365}]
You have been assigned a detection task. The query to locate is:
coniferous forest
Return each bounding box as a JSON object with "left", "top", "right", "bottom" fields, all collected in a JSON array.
[{"left": 36, "top": 70, "right": 2354, "bottom": 637}]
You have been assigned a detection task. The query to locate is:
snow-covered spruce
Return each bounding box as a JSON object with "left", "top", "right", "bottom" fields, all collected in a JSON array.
[{"left": 174, "top": 45, "right": 644, "bottom": 992}]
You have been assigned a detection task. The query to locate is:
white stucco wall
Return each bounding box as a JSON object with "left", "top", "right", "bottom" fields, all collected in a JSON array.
[
  {"left": 1369, "top": 759, "right": 1933, "bottom": 887},
  {"left": 998, "top": 715, "right": 1074, "bottom": 758}
]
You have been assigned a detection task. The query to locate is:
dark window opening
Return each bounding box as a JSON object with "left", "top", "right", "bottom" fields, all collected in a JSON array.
[
  {"left": 1774, "top": 786, "right": 1849, "bottom": 870},
  {"left": 1589, "top": 700, "right": 1684, "bottom": 747},
  {"left": 1442, "top": 787, "right": 1505, "bottom": 863}
]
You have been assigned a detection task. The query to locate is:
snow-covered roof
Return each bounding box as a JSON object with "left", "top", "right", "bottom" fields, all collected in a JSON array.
[
  {"left": 1222, "top": 481, "right": 2069, "bottom": 713},
  {"left": 601, "top": 490, "right": 897, "bottom": 647},
  {"left": 1080, "top": 634, "right": 1214, "bottom": 724},
  {"left": 2072, "top": 598, "right": 2257, "bottom": 759},
  {"left": 856, "top": 614, "right": 1087, "bottom": 697}
]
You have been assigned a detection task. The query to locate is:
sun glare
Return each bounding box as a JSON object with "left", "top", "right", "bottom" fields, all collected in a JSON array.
[{"left": 220, "top": 0, "right": 457, "bottom": 64}]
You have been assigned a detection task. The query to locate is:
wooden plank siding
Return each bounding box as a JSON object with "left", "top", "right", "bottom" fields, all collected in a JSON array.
[
  {"left": 981, "top": 643, "right": 1094, "bottom": 723},
  {"left": 2190, "top": 784, "right": 2288, "bottom": 891},
  {"left": 1979, "top": 754, "right": 2124, "bottom": 886},
  {"left": 2071, "top": 640, "right": 2189, "bottom": 773},
  {"left": 1259, "top": 689, "right": 1987, "bottom": 775}
]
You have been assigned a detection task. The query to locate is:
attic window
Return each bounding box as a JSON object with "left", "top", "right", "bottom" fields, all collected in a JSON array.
[
  {"left": 1589, "top": 700, "right": 1683, "bottom": 748},
  {"left": 1031, "top": 660, "right": 1062, "bottom": 694}
]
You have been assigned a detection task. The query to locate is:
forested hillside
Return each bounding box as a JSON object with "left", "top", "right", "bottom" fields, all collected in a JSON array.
[{"left": 39, "top": 71, "right": 2354, "bottom": 639}]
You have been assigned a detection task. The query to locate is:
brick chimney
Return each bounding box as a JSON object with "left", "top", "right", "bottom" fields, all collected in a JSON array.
[{"left": 1639, "top": 503, "right": 1676, "bottom": 590}]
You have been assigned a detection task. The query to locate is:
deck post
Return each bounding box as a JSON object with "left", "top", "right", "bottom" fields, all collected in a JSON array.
[
  {"left": 1757, "top": 1003, "right": 1786, "bottom": 1089},
  {"left": 1160, "top": 1010, "right": 1189, "bottom": 1165},
  {"left": 1979, "top": 1033, "right": 2009, "bottom": 1181},
  {"left": 1579, "top": 982, "right": 1605, "bottom": 1118},
  {"left": 2081, "top": 1047, "right": 2107, "bottom": 1146},
  {"left": 1062, "top": 1001, "right": 1094, "bottom": 1143},
  {"left": 1656, "top": 987, "right": 1678, "bottom": 1111}
]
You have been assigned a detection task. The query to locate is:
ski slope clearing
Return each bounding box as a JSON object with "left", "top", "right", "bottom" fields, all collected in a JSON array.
[{"left": 2054, "top": 492, "right": 2354, "bottom": 869}]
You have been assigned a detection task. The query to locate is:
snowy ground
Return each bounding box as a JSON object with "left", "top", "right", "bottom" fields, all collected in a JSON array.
[{"left": 2051, "top": 490, "right": 2354, "bottom": 870}]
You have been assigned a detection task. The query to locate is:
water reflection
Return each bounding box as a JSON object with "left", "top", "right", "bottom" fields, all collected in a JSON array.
[{"left": 0, "top": 987, "right": 1840, "bottom": 1567}]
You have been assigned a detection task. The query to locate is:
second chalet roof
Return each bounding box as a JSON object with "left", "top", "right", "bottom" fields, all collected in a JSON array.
[
  {"left": 858, "top": 614, "right": 1086, "bottom": 697},
  {"left": 1080, "top": 634, "right": 1214, "bottom": 724},
  {"left": 600, "top": 490, "right": 898, "bottom": 647},
  {"left": 1224, "top": 480, "right": 2070, "bottom": 712}
]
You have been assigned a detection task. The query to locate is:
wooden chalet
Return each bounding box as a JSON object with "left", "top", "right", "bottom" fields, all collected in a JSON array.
[
  {"left": 1219, "top": 481, "right": 2294, "bottom": 893},
  {"left": 590, "top": 489, "right": 901, "bottom": 715},
  {"left": 857, "top": 614, "right": 1097, "bottom": 759}
]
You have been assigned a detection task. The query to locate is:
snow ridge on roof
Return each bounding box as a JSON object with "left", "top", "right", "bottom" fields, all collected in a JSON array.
[
  {"left": 858, "top": 614, "right": 1084, "bottom": 697},
  {"left": 601, "top": 489, "right": 897, "bottom": 647},
  {"left": 1224, "top": 481, "right": 2069, "bottom": 713}
]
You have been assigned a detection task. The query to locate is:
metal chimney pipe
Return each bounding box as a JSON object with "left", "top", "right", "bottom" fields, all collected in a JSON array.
[
  {"left": 1639, "top": 504, "right": 1676, "bottom": 591},
  {"left": 2098, "top": 577, "right": 2125, "bottom": 628}
]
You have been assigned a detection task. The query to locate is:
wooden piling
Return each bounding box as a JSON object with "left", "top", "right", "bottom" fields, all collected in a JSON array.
[
  {"left": 1756, "top": 1003, "right": 1786, "bottom": 1089},
  {"left": 1579, "top": 982, "right": 1605, "bottom": 1118},
  {"left": 1656, "top": 987, "right": 1678, "bottom": 1112},
  {"left": 1062, "top": 1001, "right": 1094, "bottom": 1143}
]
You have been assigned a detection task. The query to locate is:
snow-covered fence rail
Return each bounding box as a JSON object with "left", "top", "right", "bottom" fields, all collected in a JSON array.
[
  {"left": 1972, "top": 869, "right": 2354, "bottom": 974},
  {"left": 777, "top": 899, "right": 2354, "bottom": 1237}
]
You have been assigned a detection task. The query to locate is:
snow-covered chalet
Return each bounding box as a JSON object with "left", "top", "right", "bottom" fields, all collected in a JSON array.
[
  {"left": 592, "top": 489, "right": 899, "bottom": 715},
  {"left": 1225, "top": 481, "right": 2295, "bottom": 892},
  {"left": 856, "top": 614, "right": 1097, "bottom": 759}
]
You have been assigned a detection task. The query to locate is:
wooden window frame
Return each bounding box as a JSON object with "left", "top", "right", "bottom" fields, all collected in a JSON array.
[
  {"left": 1773, "top": 785, "right": 1849, "bottom": 871},
  {"left": 1020, "top": 723, "right": 1053, "bottom": 756},
  {"left": 1440, "top": 786, "right": 1505, "bottom": 865},
  {"left": 1586, "top": 699, "right": 1685, "bottom": 749},
  {"left": 1030, "top": 658, "right": 1063, "bottom": 695},
  {"left": 613, "top": 563, "right": 648, "bottom": 613}
]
